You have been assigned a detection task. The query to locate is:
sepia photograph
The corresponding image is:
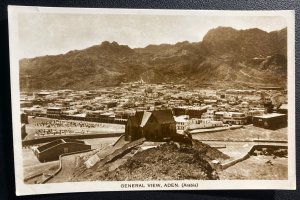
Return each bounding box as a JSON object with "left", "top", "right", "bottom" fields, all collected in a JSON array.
[{"left": 8, "top": 6, "right": 295, "bottom": 195}]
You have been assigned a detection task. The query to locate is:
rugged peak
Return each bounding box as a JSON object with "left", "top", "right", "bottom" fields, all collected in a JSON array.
[
  {"left": 99, "top": 41, "right": 131, "bottom": 49},
  {"left": 242, "top": 27, "right": 266, "bottom": 33},
  {"left": 19, "top": 26, "right": 287, "bottom": 91},
  {"left": 204, "top": 26, "right": 237, "bottom": 38},
  {"left": 202, "top": 27, "right": 239, "bottom": 46},
  {"left": 100, "top": 41, "right": 119, "bottom": 46}
]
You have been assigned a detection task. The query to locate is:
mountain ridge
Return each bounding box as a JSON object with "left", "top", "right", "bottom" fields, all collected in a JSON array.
[{"left": 19, "top": 27, "right": 287, "bottom": 91}]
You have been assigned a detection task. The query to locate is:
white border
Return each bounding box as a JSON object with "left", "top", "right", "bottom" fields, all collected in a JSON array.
[{"left": 8, "top": 6, "right": 296, "bottom": 196}]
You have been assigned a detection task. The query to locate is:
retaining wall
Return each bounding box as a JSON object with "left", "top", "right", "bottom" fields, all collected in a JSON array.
[{"left": 23, "top": 132, "right": 123, "bottom": 146}]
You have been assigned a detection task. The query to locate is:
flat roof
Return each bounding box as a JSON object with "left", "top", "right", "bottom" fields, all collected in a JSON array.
[
  {"left": 70, "top": 113, "right": 86, "bottom": 117},
  {"left": 37, "top": 92, "right": 51, "bottom": 95},
  {"left": 47, "top": 107, "right": 62, "bottom": 110},
  {"left": 176, "top": 105, "right": 208, "bottom": 110},
  {"left": 215, "top": 112, "right": 225, "bottom": 115},
  {"left": 254, "top": 113, "right": 286, "bottom": 119},
  {"left": 174, "top": 115, "right": 189, "bottom": 122}
]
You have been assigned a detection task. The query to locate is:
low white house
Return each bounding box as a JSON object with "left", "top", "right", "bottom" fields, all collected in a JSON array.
[{"left": 174, "top": 115, "right": 190, "bottom": 134}]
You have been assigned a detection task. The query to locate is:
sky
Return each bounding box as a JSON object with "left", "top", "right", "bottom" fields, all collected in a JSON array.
[{"left": 17, "top": 11, "right": 287, "bottom": 59}]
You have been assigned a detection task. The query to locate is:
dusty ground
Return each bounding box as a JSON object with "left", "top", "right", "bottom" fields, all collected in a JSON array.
[
  {"left": 71, "top": 140, "right": 229, "bottom": 181},
  {"left": 83, "top": 137, "right": 118, "bottom": 149},
  {"left": 219, "top": 155, "right": 288, "bottom": 180},
  {"left": 22, "top": 136, "right": 118, "bottom": 181},
  {"left": 23, "top": 148, "right": 59, "bottom": 179},
  {"left": 192, "top": 125, "right": 287, "bottom": 141},
  {"left": 203, "top": 141, "right": 254, "bottom": 161}
]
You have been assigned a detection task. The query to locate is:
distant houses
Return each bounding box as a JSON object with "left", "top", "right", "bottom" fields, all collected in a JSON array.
[
  {"left": 20, "top": 83, "right": 288, "bottom": 137},
  {"left": 125, "top": 110, "right": 176, "bottom": 141},
  {"left": 46, "top": 107, "right": 63, "bottom": 118},
  {"left": 222, "top": 112, "right": 247, "bottom": 125}
]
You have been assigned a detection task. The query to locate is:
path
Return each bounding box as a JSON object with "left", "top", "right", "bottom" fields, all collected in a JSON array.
[
  {"left": 239, "top": 70, "right": 264, "bottom": 81},
  {"left": 46, "top": 135, "right": 138, "bottom": 183}
]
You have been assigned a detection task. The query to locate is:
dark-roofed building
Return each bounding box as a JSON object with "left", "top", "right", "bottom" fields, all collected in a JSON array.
[
  {"left": 253, "top": 113, "right": 287, "bottom": 129},
  {"left": 125, "top": 110, "right": 176, "bottom": 141},
  {"left": 32, "top": 138, "right": 91, "bottom": 162},
  {"left": 173, "top": 106, "right": 208, "bottom": 118}
]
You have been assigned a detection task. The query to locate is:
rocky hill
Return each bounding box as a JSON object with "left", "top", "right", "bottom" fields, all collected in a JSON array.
[
  {"left": 19, "top": 27, "right": 287, "bottom": 91},
  {"left": 70, "top": 140, "right": 229, "bottom": 181}
]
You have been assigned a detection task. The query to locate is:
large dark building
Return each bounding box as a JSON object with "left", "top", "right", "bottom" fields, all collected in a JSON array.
[
  {"left": 253, "top": 113, "right": 287, "bottom": 129},
  {"left": 33, "top": 138, "right": 91, "bottom": 162},
  {"left": 125, "top": 110, "right": 176, "bottom": 141},
  {"left": 173, "top": 106, "right": 207, "bottom": 118}
]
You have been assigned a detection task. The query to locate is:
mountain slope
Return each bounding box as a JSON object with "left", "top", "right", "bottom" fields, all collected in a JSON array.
[{"left": 19, "top": 27, "right": 287, "bottom": 91}]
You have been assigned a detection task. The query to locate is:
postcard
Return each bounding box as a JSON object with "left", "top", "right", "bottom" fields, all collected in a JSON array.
[{"left": 8, "top": 6, "right": 296, "bottom": 195}]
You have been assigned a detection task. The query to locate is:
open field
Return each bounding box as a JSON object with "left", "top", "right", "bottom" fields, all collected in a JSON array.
[
  {"left": 192, "top": 125, "right": 287, "bottom": 142},
  {"left": 203, "top": 141, "right": 253, "bottom": 160},
  {"left": 25, "top": 117, "right": 125, "bottom": 140},
  {"left": 219, "top": 155, "right": 288, "bottom": 180}
]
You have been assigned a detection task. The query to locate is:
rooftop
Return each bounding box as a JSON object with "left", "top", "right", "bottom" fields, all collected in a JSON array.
[
  {"left": 47, "top": 107, "right": 62, "bottom": 110},
  {"left": 254, "top": 113, "right": 286, "bottom": 119}
]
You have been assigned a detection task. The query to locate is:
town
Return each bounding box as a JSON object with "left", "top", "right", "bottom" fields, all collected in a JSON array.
[{"left": 20, "top": 79, "right": 288, "bottom": 183}]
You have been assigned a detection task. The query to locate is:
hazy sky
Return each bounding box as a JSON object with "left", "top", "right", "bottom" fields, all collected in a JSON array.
[{"left": 18, "top": 12, "right": 287, "bottom": 59}]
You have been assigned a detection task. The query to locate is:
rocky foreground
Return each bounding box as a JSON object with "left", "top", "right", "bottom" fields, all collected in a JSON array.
[{"left": 71, "top": 140, "right": 229, "bottom": 181}]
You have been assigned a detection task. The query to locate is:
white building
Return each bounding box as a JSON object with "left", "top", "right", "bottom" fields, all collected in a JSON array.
[{"left": 174, "top": 115, "right": 190, "bottom": 134}]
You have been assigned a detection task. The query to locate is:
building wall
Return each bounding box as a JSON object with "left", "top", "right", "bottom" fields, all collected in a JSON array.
[
  {"left": 21, "top": 113, "right": 29, "bottom": 124},
  {"left": 125, "top": 117, "right": 176, "bottom": 141},
  {"left": 125, "top": 112, "right": 177, "bottom": 141},
  {"left": 253, "top": 115, "right": 287, "bottom": 129},
  {"left": 142, "top": 115, "right": 161, "bottom": 139},
  {"left": 38, "top": 143, "right": 91, "bottom": 162},
  {"left": 173, "top": 108, "right": 186, "bottom": 116},
  {"left": 47, "top": 109, "right": 62, "bottom": 118},
  {"left": 223, "top": 117, "right": 247, "bottom": 125},
  {"left": 21, "top": 124, "right": 27, "bottom": 140},
  {"left": 125, "top": 118, "right": 142, "bottom": 141},
  {"left": 176, "top": 121, "right": 188, "bottom": 132}
]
